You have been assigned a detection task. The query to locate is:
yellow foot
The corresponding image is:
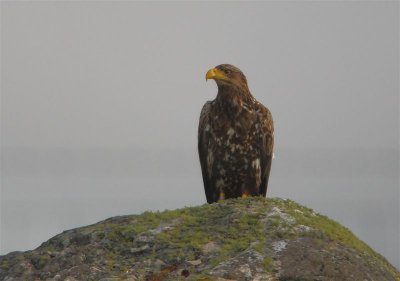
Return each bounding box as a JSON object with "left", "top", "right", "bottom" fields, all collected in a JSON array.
[
  {"left": 218, "top": 191, "right": 225, "bottom": 201},
  {"left": 241, "top": 192, "right": 249, "bottom": 199}
]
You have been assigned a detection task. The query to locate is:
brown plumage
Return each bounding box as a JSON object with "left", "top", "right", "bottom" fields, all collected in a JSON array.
[{"left": 198, "top": 64, "right": 274, "bottom": 203}]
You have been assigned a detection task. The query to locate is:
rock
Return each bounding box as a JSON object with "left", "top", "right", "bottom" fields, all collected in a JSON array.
[
  {"left": 0, "top": 197, "right": 399, "bottom": 281},
  {"left": 70, "top": 232, "right": 91, "bottom": 246},
  {"left": 129, "top": 245, "right": 150, "bottom": 254},
  {"left": 271, "top": 240, "right": 287, "bottom": 253},
  {"left": 187, "top": 259, "right": 202, "bottom": 266},
  {"left": 210, "top": 250, "right": 267, "bottom": 280},
  {"left": 202, "top": 241, "right": 219, "bottom": 254},
  {"left": 64, "top": 277, "right": 79, "bottom": 281}
]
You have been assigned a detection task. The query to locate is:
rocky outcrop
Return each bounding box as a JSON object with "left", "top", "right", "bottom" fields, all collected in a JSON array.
[{"left": 1, "top": 197, "right": 399, "bottom": 281}]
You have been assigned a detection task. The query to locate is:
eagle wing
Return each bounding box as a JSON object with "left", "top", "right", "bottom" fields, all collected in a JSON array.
[
  {"left": 257, "top": 104, "right": 274, "bottom": 197},
  {"left": 198, "top": 101, "right": 216, "bottom": 203}
]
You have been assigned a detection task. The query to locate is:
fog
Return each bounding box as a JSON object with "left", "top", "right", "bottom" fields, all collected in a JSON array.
[{"left": 1, "top": 1, "right": 399, "bottom": 268}]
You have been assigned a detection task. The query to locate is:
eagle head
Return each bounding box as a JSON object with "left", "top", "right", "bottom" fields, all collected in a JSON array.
[{"left": 205, "top": 64, "right": 248, "bottom": 89}]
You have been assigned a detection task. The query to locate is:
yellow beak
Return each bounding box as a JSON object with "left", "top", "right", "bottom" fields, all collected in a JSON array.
[{"left": 205, "top": 68, "right": 227, "bottom": 81}]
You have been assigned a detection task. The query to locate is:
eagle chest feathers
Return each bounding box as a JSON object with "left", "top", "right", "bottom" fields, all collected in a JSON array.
[
  {"left": 206, "top": 105, "right": 263, "bottom": 196},
  {"left": 199, "top": 64, "right": 274, "bottom": 203}
]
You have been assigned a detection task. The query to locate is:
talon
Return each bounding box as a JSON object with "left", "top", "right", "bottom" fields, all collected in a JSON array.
[{"left": 241, "top": 192, "right": 249, "bottom": 199}]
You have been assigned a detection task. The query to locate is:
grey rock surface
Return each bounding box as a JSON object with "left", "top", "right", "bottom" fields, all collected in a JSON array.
[{"left": 1, "top": 197, "right": 399, "bottom": 281}]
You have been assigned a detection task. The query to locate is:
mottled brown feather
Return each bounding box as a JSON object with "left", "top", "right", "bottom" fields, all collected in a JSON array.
[{"left": 198, "top": 64, "right": 274, "bottom": 203}]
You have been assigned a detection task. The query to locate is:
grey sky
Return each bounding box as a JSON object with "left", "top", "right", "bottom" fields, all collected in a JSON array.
[
  {"left": 1, "top": 1, "right": 399, "bottom": 269},
  {"left": 2, "top": 1, "right": 398, "bottom": 150}
]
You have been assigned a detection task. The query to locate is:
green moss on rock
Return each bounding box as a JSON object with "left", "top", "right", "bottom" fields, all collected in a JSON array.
[{"left": 0, "top": 197, "right": 399, "bottom": 281}]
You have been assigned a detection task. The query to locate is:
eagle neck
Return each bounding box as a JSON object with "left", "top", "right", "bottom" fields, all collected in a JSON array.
[{"left": 215, "top": 85, "right": 254, "bottom": 114}]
